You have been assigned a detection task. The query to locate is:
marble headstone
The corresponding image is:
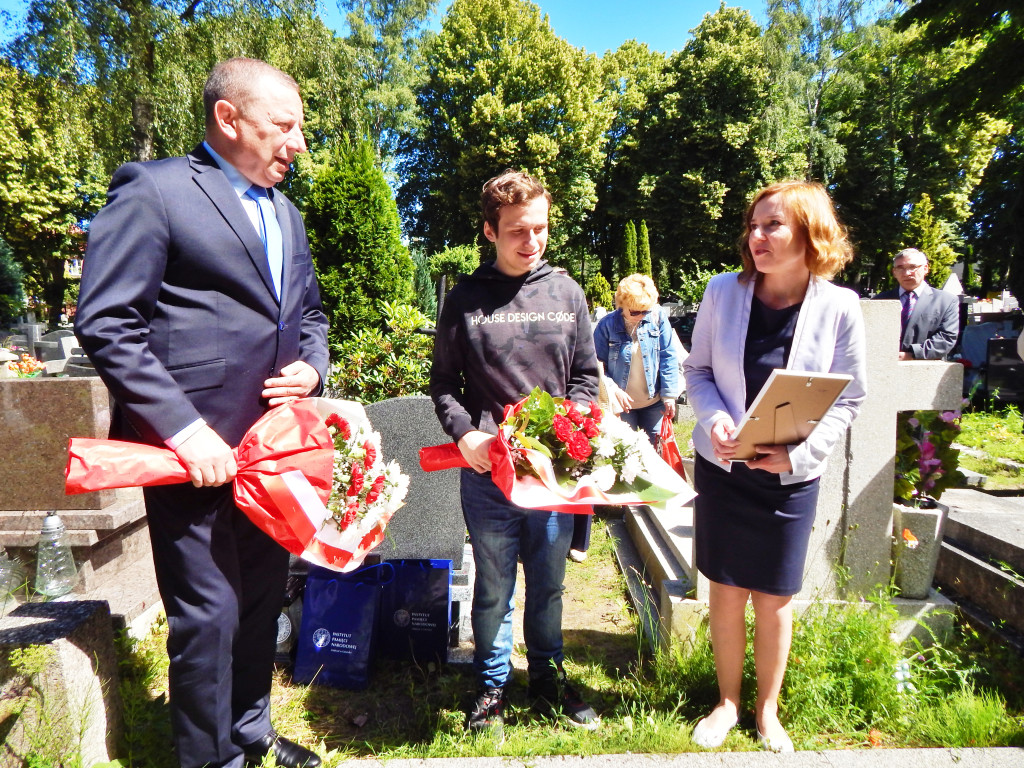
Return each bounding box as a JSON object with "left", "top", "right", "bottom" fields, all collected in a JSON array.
[{"left": 366, "top": 396, "right": 466, "bottom": 568}]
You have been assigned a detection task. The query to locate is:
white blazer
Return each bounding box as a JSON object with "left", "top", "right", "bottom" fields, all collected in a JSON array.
[{"left": 683, "top": 272, "right": 867, "bottom": 484}]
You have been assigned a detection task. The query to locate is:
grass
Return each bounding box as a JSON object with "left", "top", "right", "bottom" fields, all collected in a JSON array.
[
  {"left": 109, "top": 521, "right": 1024, "bottom": 766},
  {"left": 959, "top": 405, "right": 1024, "bottom": 464}
]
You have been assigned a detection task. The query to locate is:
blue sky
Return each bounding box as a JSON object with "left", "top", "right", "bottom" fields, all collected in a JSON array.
[{"left": 0, "top": 1, "right": 766, "bottom": 53}]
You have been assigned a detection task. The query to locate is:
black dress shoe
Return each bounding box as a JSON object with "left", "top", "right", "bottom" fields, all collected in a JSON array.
[{"left": 242, "top": 729, "right": 321, "bottom": 767}]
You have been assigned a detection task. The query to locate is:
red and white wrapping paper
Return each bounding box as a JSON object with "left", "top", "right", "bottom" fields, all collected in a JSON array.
[
  {"left": 419, "top": 407, "right": 695, "bottom": 514},
  {"left": 65, "top": 397, "right": 397, "bottom": 572}
]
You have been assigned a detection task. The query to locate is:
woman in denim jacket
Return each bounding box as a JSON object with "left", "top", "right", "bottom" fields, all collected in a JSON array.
[{"left": 593, "top": 273, "right": 681, "bottom": 445}]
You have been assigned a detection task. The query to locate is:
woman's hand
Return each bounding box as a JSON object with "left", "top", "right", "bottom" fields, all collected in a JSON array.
[
  {"left": 662, "top": 398, "right": 676, "bottom": 420},
  {"left": 746, "top": 444, "right": 793, "bottom": 474},
  {"left": 710, "top": 417, "right": 739, "bottom": 463},
  {"left": 613, "top": 388, "right": 633, "bottom": 412}
]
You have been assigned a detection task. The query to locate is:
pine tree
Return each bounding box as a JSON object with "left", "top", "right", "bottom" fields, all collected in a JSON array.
[
  {"left": 637, "top": 220, "right": 653, "bottom": 278},
  {"left": 620, "top": 220, "right": 637, "bottom": 279},
  {"left": 305, "top": 139, "right": 414, "bottom": 340},
  {"left": 903, "top": 194, "right": 957, "bottom": 290},
  {"left": 584, "top": 273, "right": 614, "bottom": 310}
]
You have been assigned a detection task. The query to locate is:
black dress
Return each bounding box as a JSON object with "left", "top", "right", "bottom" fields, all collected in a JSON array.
[{"left": 693, "top": 295, "right": 821, "bottom": 597}]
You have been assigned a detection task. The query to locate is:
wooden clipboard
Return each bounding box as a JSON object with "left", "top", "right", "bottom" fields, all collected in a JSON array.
[{"left": 730, "top": 370, "right": 853, "bottom": 461}]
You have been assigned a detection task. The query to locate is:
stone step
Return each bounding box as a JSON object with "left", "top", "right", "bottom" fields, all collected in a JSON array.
[
  {"left": 935, "top": 540, "right": 1024, "bottom": 636},
  {"left": 606, "top": 517, "right": 660, "bottom": 653},
  {"left": 623, "top": 507, "right": 689, "bottom": 593},
  {"left": 0, "top": 489, "right": 146, "bottom": 544},
  {"left": 643, "top": 499, "right": 696, "bottom": 584},
  {"left": 940, "top": 488, "right": 1024, "bottom": 576}
]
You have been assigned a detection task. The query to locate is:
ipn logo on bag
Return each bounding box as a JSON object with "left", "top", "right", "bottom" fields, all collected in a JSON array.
[
  {"left": 312, "top": 628, "right": 331, "bottom": 648},
  {"left": 392, "top": 609, "right": 411, "bottom": 628}
]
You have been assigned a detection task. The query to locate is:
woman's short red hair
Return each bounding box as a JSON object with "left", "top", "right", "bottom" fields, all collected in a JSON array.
[{"left": 739, "top": 180, "right": 853, "bottom": 282}]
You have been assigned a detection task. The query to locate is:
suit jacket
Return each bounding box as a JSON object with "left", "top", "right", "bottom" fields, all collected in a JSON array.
[
  {"left": 875, "top": 283, "right": 959, "bottom": 360},
  {"left": 76, "top": 144, "right": 329, "bottom": 448},
  {"left": 683, "top": 273, "right": 867, "bottom": 484}
]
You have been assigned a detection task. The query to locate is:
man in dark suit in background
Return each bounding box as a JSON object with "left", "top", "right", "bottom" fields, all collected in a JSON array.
[
  {"left": 76, "top": 58, "right": 327, "bottom": 768},
  {"left": 874, "top": 247, "right": 959, "bottom": 360}
]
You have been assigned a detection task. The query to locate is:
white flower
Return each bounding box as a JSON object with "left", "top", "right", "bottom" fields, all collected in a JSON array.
[
  {"left": 589, "top": 464, "right": 617, "bottom": 491},
  {"left": 622, "top": 452, "right": 643, "bottom": 484},
  {"left": 595, "top": 434, "right": 616, "bottom": 458}
]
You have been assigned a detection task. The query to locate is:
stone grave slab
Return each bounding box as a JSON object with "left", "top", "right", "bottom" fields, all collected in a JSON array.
[
  {"left": 0, "top": 600, "right": 123, "bottom": 767},
  {"left": 365, "top": 396, "right": 466, "bottom": 568},
  {"left": 0, "top": 377, "right": 115, "bottom": 511}
]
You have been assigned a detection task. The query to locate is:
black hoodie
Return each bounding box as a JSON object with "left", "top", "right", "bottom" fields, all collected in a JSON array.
[{"left": 430, "top": 260, "right": 600, "bottom": 441}]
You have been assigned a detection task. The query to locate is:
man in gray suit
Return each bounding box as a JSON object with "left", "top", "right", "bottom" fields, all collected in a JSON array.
[
  {"left": 874, "top": 248, "right": 959, "bottom": 360},
  {"left": 77, "top": 59, "right": 326, "bottom": 768}
]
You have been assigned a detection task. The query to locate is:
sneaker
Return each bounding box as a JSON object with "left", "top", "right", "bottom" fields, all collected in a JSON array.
[
  {"left": 529, "top": 672, "right": 600, "bottom": 730},
  {"left": 568, "top": 548, "right": 588, "bottom": 562},
  {"left": 466, "top": 687, "right": 505, "bottom": 742}
]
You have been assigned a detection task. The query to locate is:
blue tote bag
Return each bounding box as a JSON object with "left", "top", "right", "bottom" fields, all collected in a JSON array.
[
  {"left": 293, "top": 563, "right": 389, "bottom": 689},
  {"left": 378, "top": 559, "right": 453, "bottom": 665}
]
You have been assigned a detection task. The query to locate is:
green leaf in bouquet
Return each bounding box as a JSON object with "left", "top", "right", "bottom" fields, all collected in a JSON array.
[{"left": 515, "top": 430, "right": 552, "bottom": 457}]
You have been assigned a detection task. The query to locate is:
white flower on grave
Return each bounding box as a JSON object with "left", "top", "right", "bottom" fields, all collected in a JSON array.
[{"left": 594, "top": 433, "right": 616, "bottom": 458}]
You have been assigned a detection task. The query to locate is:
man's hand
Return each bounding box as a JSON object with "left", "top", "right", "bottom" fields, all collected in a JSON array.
[
  {"left": 710, "top": 417, "right": 739, "bottom": 464},
  {"left": 263, "top": 360, "right": 320, "bottom": 407},
  {"left": 458, "top": 430, "right": 495, "bottom": 474},
  {"left": 663, "top": 398, "right": 676, "bottom": 420},
  {"left": 746, "top": 444, "right": 793, "bottom": 474},
  {"left": 175, "top": 426, "right": 237, "bottom": 488}
]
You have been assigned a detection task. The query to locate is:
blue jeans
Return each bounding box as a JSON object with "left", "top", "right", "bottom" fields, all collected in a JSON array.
[
  {"left": 621, "top": 400, "right": 664, "bottom": 446},
  {"left": 460, "top": 469, "right": 573, "bottom": 688}
]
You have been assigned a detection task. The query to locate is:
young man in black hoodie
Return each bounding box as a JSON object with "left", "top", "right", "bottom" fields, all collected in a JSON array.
[{"left": 430, "top": 170, "right": 601, "bottom": 738}]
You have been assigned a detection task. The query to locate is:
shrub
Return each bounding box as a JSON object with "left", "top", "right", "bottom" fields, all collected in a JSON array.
[
  {"left": 0, "top": 237, "right": 25, "bottom": 327},
  {"left": 305, "top": 139, "right": 413, "bottom": 341},
  {"left": 584, "top": 273, "right": 614, "bottom": 310},
  {"left": 327, "top": 301, "right": 434, "bottom": 403}
]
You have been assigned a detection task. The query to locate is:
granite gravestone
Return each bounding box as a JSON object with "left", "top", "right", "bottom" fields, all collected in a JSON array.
[{"left": 365, "top": 396, "right": 466, "bottom": 568}]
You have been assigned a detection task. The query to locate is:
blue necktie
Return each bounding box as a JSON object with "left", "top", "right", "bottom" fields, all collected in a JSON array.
[
  {"left": 245, "top": 185, "right": 283, "bottom": 299},
  {"left": 900, "top": 290, "right": 916, "bottom": 333}
]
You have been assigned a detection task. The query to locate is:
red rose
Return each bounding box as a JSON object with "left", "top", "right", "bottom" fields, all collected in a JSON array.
[
  {"left": 347, "top": 463, "right": 364, "bottom": 496},
  {"left": 366, "top": 474, "right": 385, "bottom": 505},
  {"left": 588, "top": 402, "right": 603, "bottom": 422},
  {"left": 582, "top": 418, "right": 599, "bottom": 438},
  {"left": 553, "top": 414, "right": 573, "bottom": 442},
  {"left": 564, "top": 402, "right": 584, "bottom": 426},
  {"left": 566, "top": 430, "right": 592, "bottom": 461},
  {"left": 363, "top": 441, "right": 377, "bottom": 470}
]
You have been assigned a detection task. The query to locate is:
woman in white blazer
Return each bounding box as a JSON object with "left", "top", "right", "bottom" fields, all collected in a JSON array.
[{"left": 683, "top": 181, "right": 866, "bottom": 752}]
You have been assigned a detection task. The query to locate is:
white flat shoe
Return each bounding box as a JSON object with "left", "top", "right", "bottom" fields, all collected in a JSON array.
[
  {"left": 757, "top": 726, "right": 794, "bottom": 753},
  {"left": 691, "top": 714, "right": 738, "bottom": 748}
]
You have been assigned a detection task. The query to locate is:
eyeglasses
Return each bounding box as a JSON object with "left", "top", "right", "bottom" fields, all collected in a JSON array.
[
  {"left": 627, "top": 309, "right": 651, "bottom": 317},
  {"left": 894, "top": 264, "right": 926, "bottom": 273}
]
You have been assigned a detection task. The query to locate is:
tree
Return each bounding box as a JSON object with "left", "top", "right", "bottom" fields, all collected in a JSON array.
[
  {"left": 410, "top": 248, "right": 437, "bottom": 319},
  {"left": 0, "top": 237, "right": 26, "bottom": 327},
  {"left": 830, "top": 19, "right": 1009, "bottom": 290},
  {"left": 341, "top": 0, "right": 438, "bottom": 163},
  {"left": 620, "top": 220, "right": 637, "bottom": 279},
  {"left": 637, "top": 219, "right": 652, "bottom": 277},
  {"left": 897, "top": 0, "right": 1023, "bottom": 124},
  {"left": 0, "top": 64, "right": 105, "bottom": 326},
  {"left": 589, "top": 40, "right": 668, "bottom": 280},
  {"left": 608, "top": 7, "right": 770, "bottom": 281},
  {"left": 903, "top": 194, "right": 957, "bottom": 289},
  {"left": 305, "top": 138, "right": 414, "bottom": 339},
  {"left": 398, "top": 0, "right": 612, "bottom": 261}
]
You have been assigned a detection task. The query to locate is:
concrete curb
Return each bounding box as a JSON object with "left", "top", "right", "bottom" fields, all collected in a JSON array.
[{"left": 334, "top": 748, "right": 1024, "bottom": 767}]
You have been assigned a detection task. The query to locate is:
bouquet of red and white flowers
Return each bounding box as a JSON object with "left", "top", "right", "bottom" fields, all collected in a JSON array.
[
  {"left": 65, "top": 398, "right": 408, "bottom": 572},
  {"left": 322, "top": 410, "right": 409, "bottom": 545},
  {"left": 420, "top": 387, "right": 693, "bottom": 513}
]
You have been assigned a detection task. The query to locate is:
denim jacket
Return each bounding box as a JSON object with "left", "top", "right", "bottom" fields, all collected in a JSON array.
[{"left": 594, "top": 307, "right": 681, "bottom": 401}]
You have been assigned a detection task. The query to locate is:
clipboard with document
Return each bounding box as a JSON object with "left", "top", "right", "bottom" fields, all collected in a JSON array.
[{"left": 730, "top": 369, "right": 853, "bottom": 462}]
